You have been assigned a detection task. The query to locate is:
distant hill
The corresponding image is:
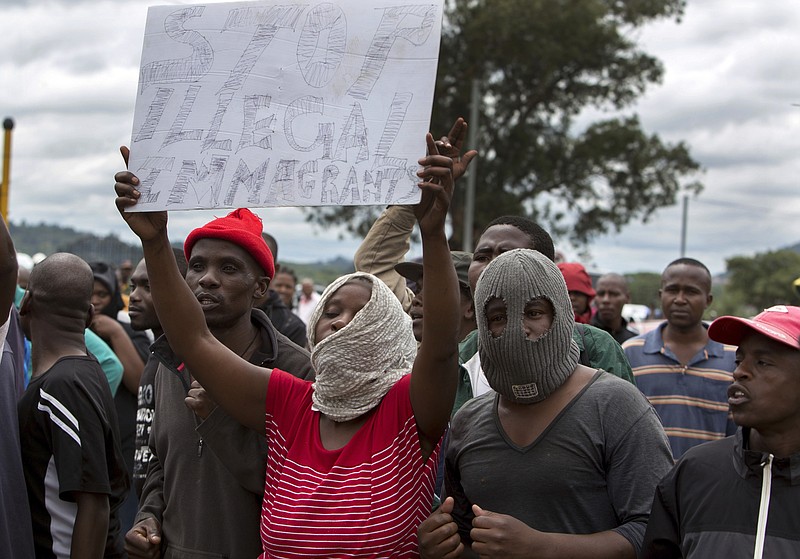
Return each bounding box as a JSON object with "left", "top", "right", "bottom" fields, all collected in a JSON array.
[
  {"left": 9, "top": 221, "right": 354, "bottom": 285},
  {"left": 282, "top": 257, "right": 354, "bottom": 287},
  {"left": 10, "top": 221, "right": 142, "bottom": 266}
]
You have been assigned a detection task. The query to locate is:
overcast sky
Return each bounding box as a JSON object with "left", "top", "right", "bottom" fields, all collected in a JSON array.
[{"left": 2, "top": 0, "right": 799, "bottom": 276}]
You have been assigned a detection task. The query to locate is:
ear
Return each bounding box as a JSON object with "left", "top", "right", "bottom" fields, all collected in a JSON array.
[
  {"left": 462, "top": 300, "right": 475, "bottom": 321},
  {"left": 706, "top": 292, "right": 713, "bottom": 306},
  {"left": 18, "top": 290, "right": 31, "bottom": 317},
  {"left": 254, "top": 275, "right": 270, "bottom": 300},
  {"left": 86, "top": 303, "right": 96, "bottom": 329}
]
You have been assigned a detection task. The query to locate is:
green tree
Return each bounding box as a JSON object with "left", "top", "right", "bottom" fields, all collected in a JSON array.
[
  {"left": 723, "top": 249, "right": 800, "bottom": 314},
  {"left": 306, "top": 0, "right": 702, "bottom": 248},
  {"left": 627, "top": 271, "right": 662, "bottom": 311}
]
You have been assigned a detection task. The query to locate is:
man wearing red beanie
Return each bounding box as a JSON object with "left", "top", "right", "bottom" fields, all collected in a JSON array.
[
  {"left": 127, "top": 208, "right": 314, "bottom": 559},
  {"left": 557, "top": 262, "right": 596, "bottom": 324}
]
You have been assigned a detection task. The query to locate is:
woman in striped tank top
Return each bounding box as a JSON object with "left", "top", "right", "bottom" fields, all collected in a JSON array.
[{"left": 115, "top": 133, "right": 461, "bottom": 558}]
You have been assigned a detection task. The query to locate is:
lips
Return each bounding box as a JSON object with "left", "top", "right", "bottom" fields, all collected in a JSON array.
[
  {"left": 195, "top": 292, "right": 220, "bottom": 307},
  {"left": 727, "top": 383, "right": 750, "bottom": 406}
]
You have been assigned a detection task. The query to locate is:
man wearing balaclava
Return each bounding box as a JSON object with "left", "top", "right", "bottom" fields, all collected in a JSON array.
[{"left": 418, "top": 249, "right": 673, "bottom": 559}]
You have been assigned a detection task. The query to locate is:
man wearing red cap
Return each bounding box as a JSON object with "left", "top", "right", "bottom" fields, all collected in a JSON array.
[
  {"left": 642, "top": 305, "right": 800, "bottom": 558},
  {"left": 126, "top": 208, "right": 314, "bottom": 559},
  {"left": 557, "top": 261, "right": 596, "bottom": 324}
]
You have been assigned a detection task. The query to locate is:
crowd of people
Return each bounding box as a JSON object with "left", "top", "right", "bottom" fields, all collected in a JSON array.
[{"left": 1, "top": 118, "right": 798, "bottom": 559}]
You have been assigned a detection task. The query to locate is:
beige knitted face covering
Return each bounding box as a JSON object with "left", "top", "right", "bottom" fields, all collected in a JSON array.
[
  {"left": 476, "top": 249, "right": 580, "bottom": 404},
  {"left": 307, "top": 272, "right": 417, "bottom": 422}
]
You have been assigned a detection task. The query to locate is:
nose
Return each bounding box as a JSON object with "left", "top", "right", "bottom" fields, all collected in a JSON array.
[
  {"left": 732, "top": 361, "right": 750, "bottom": 381},
  {"left": 198, "top": 269, "right": 220, "bottom": 288}
]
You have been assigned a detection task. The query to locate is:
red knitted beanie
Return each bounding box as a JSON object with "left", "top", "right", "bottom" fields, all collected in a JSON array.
[
  {"left": 184, "top": 208, "right": 275, "bottom": 279},
  {"left": 557, "top": 262, "right": 596, "bottom": 298}
]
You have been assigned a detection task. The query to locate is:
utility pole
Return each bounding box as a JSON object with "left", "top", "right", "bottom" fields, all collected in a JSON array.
[
  {"left": 1, "top": 118, "right": 13, "bottom": 222},
  {"left": 462, "top": 79, "right": 480, "bottom": 252},
  {"left": 680, "top": 194, "right": 688, "bottom": 258}
]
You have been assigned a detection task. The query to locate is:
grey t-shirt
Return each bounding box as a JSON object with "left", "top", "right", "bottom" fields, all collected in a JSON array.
[{"left": 445, "top": 371, "right": 673, "bottom": 555}]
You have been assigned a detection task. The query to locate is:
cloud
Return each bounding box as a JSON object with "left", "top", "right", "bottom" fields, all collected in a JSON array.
[{"left": 3, "top": 0, "right": 800, "bottom": 280}]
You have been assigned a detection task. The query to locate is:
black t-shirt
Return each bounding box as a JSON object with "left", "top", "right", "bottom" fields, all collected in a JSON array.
[{"left": 18, "top": 355, "right": 129, "bottom": 558}]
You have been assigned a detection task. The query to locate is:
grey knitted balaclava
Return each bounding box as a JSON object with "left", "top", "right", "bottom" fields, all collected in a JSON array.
[
  {"left": 476, "top": 249, "right": 579, "bottom": 403},
  {"left": 307, "top": 272, "right": 416, "bottom": 422}
]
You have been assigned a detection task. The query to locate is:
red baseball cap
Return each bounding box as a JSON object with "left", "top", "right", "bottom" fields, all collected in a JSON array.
[{"left": 708, "top": 305, "right": 800, "bottom": 350}]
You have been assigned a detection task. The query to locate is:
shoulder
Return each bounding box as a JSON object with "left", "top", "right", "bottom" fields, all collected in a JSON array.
[
  {"left": 622, "top": 326, "right": 662, "bottom": 356},
  {"left": 587, "top": 372, "right": 647, "bottom": 405},
  {"left": 272, "top": 330, "right": 314, "bottom": 379},
  {"left": 581, "top": 372, "right": 656, "bottom": 424},
  {"left": 450, "top": 392, "right": 494, "bottom": 435},
  {"left": 680, "top": 436, "right": 734, "bottom": 463},
  {"left": 377, "top": 374, "right": 413, "bottom": 413},
  {"left": 703, "top": 334, "right": 737, "bottom": 364},
  {"left": 32, "top": 357, "right": 110, "bottom": 410},
  {"left": 576, "top": 323, "right": 617, "bottom": 347},
  {"left": 253, "top": 308, "right": 314, "bottom": 378},
  {"left": 458, "top": 329, "right": 479, "bottom": 363},
  {"left": 47, "top": 355, "right": 104, "bottom": 383},
  {"left": 664, "top": 436, "right": 735, "bottom": 489}
]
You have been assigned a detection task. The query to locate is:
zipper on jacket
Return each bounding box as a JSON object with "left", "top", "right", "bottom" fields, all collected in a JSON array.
[{"left": 753, "top": 454, "right": 774, "bottom": 559}]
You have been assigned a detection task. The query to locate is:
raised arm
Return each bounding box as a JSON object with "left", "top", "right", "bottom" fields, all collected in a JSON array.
[
  {"left": 353, "top": 118, "right": 477, "bottom": 314},
  {"left": 114, "top": 148, "right": 269, "bottom": 433},
  {"left": 410, "top": 134, "right": 460, "bottom": 458},
  {"left": 353, "top": 204, "right": 416, "bottom": 312},
  {"left": 435, "top": 117, "right": 478, "bottom": 183}
]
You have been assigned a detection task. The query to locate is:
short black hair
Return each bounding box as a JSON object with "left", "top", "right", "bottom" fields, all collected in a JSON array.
[
  {"left": 664, "top": 257, "right": 711, "bottom": 278},
  {"left": 482, "top": 216, "right": 556, "bottom": 262},
  {"left": 30, "top": 253, "right": 93, "bottom": 316},
  {"left": 662, "top": 257, "right": 712, "bottom": 292}
]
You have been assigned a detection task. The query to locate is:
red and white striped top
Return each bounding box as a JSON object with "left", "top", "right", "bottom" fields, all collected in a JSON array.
[{"left": 260, "top": 370, "right": 440, "bottom": 558}]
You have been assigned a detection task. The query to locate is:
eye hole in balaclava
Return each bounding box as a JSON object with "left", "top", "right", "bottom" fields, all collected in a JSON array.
[
  {"left": 484, "top": 296, "right": 508, "bottom": 338},
  {"left": 522, "top": 297, "right": 555, "bottom": 342}
]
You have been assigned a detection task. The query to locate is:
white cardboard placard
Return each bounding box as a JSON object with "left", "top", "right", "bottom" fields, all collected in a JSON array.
[{"left": 127, "top": 0, "right": 444, "bottom": 211}]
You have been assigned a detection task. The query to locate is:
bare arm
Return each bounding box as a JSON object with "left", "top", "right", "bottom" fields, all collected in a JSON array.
[
  {"left": 90, "top": 313, "right": 145, "bottom": 395},
  {"left": 353, "top": 118, "right": 477, "bottom": 315},
  {"left": 352, "top": 205, "right": 416, "bottom": 312},
  {"left": 470, "top": 505, "right": 635, "bottom": 559},
  {"left": 114, "top": 147, "right": 269, "bottom": 433},
  {"left": 410, "top": 134, "right": 460, "bottom": 459},
  {"left": 72, "top": 491, "right": 109, "bottom": 559}
]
